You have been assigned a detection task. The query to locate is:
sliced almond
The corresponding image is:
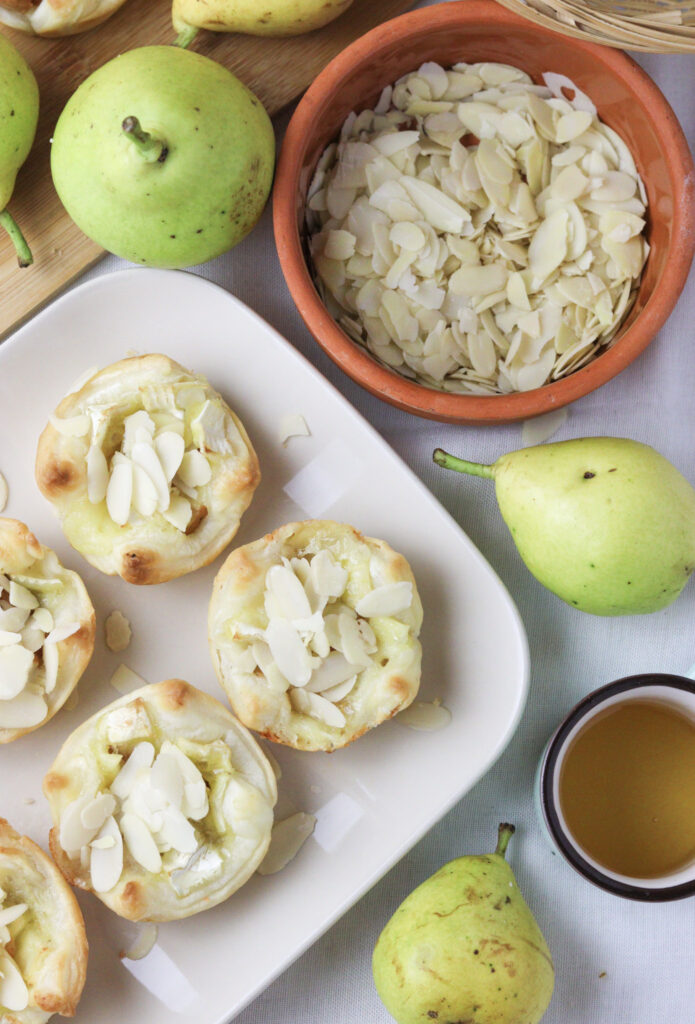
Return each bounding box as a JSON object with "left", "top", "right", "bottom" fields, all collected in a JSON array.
[
  {"left": 397, "top": 700, "right": 452, "bottom": 731},
  {"left": 105, "top": 610, "right": 132, "bottom": 653},
  {"left": 290, "top": 687, "right": 346, "bottom": 729},
  {"left": 304, "top": 652, "right": 358, "bottom": 694},
  {"left": 0, "top": 903, "right": 27, "bottom": 927},
  {"left": 162, "top": 493, "right": 193, "bottom": 533},
  {"left": 106, "top": 460, "right": 133, "bottom": 526},
  {"left": 265, "top": 619, "right": 313, "bottom": 689},
  {"left": 8, "top": 581, "right": 38, "bottom": 610},
  {"left": 309, "top": 550, "right": 348, "bottom": 600},
  {"left": 354, "top": 582, "right": 413, "bottom": 618},
  {"left": 176, "top": 450, "right": 212, "bottom": 489},
  {"left": 110, "top": 742, "right": 156, "bottom": 800},
  {"left": 0, "top": 645, "right": 34, "bottom": 700},
  {"left": 0, "top": 948, "right": 29, "bottom": 1011},
  {"left": 81, "top": 793, "right": 117, "bottom": 832},
  {"left": 257, "top": 812, "right": 316, "bottom": 876},
  {"left": 59, "top": 793, "right": 100, "bottom": 854},
  {"left": 0, "top": 472, "right": 8, "bottom": 514},
  {"left": 265, "top": 564, "right": 313, "bottom": 621},
  {"left": 120, "top": 812, "right": 163, "bottom": 874},
  {"left": 90, "top": 816, "right": 124, "bottom": 892},
  {"left": 87, "top": 445, "right": 109, "bottom": 504},
  {"left": 49, "top": 413, "right": 90, "bottom": 438}
]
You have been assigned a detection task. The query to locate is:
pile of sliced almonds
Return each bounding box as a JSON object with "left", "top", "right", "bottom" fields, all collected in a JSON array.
[
  {"left": 307, "top": 62, "right": 648, "bottom": 395},
  {"left": 51, "top": 384, "right": 237, "bottom": 532},
  {"left": 0, "top": 888, "right": 29, "bottom": 1012},
  {"left": 0, "top": 573, "right": 77, "bottom": 730},
  {"left": 228, "top": 550, "right": 413, "bottom": 729},
  {"left": 58, "top": 728, "right": 271, "bottom": 896},
  {"left": 59, "top": 738, "right": 210, "bottom": 894}
]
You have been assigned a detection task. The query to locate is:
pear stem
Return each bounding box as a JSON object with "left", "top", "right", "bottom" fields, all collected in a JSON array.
[
  {"left": 495, "top": 823, "right": 516, "bottom": 859},
  {"left": 433, "top": 448, "right": 495, "bottom": 479},
  {"left": 175, "top": 26, "right": 199, "bottom": 48},
  {"left": 121, "top": 117, "right": 169, "bottom": 164},
  {"left": 0, "top": 210, "right": 33, "bottom": 267}
]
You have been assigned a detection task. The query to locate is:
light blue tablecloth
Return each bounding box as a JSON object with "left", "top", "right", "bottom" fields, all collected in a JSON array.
[{"left": 73, "top": 4, "right": 695, "bottom": 1020}]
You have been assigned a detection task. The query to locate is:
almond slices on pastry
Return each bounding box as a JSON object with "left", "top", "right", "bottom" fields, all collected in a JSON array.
[
  {"left": 44, "top": 680, "right": 277, "bottom": 922},
  {"left": 208, "top": 520, "right": 423, "bottom": 752},
  {"left": 0, "top": 817, "right": 87, "bottom": 1024},
  {"left": 35, "top": 354, "right": 260, "bottom": 585},
  {"left": 0, "top": 518, "right": 95, "bottom": 744}
]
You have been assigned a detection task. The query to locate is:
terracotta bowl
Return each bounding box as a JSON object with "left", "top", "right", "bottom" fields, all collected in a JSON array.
[{"left": 273, "top": 0, "right": 695, "bottom": 424}]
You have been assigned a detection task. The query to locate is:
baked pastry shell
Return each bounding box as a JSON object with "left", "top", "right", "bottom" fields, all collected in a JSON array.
[
  {"left": 35, "top": 354, "right": 260, "bottom": 585},
  {"left": 208, "top": 520, "right": 423, "bottom": 752},
  {"left": 0, "top": 518, "right": 95, "bottom": 745},
  {"left": 0, "top": 817, "right": 87, "bottom": 1024},
  {"left": 0, "top": 0, "right": 129, "bottom": 36},
  {"left": 44, "top": 680, "right": 278, "bottom": 922}
]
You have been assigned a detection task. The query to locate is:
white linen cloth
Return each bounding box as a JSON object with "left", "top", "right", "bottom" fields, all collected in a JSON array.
[{"left": 72, "top": 3, "right": 695, "bottom": 1020}]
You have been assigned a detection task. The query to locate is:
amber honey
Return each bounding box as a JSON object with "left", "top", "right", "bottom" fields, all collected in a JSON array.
[{"left": 558, "top": 699, "right": 695, "bottom": 879}]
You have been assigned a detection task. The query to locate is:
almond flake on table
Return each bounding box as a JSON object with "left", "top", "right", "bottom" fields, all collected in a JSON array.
[
  {"left": 0, "top": 472, "right": 7, "bottom": 514},
  {"left": 279, "top": 414, "right": 311, "bottom": 446},
  {"left": 105, "top": 610, "right": 132, "bottom": 653},
  {"left": 109, "top": 663, "right": 147, "bottom": 695},
  {"left": 396, "top": 700, "right": 452, "bottom": 732},
  {"left": 521, "top": 407, "right": 568, "bottom": 446},
  {"left": 121, "top": 923, "right": 159, "bottom": 962},
  {"left": 257, "top": 812, "right": 317, "bottom": 876}
]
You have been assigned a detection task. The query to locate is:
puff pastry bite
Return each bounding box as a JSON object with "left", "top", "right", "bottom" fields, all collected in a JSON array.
[
  {"left": 0, "top": 0, "right": 128, "bottom": 36},
  {"left": 0, "top": 818, "right": 87, "bottom": 1024},
  {"left": 44, "top": 680, "right": 277, "bottom": 922},
  {"left": 0, "top": 519, "right": 95, "bottom": 744},
  {"left": 208, "top": 521, "right": 423, "bottom": 752},
  {"left": 36, "top": 354, "right": 260, "bottom": 585}
]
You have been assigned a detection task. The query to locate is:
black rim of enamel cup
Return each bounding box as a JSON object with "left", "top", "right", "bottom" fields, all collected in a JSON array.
[{"left": 540, "top": 673, "right": 695, "bottom": 902}]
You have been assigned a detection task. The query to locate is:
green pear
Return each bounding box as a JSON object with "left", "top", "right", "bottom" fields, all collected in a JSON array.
[
  {"left": 373, "top": 824, "right": 554, "bottom": 1024},
  {"left": 50, "top": 46, "right": 275, "bottom": 269},
  {"left": 0, "top": 33, "right": 38, "bottom": 267},
  {"left": 434, "top": 437, "right": 695, "bottom": 616},
  {"left": 173, "top": 0, "right": 354, "bottom": 47}
]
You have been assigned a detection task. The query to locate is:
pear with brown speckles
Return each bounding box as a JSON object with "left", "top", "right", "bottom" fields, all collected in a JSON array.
[
  {"left": 372, "top": 824, "right": 554, "bottom": 1024},
  {"left": 434, "top": 437, "right": 695, "bottom": 616},
  {"left": 51, "top": 47, "right": 274, "bottom": 269}
]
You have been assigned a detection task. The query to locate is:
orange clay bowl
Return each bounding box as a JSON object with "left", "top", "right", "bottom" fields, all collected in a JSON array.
[{"left": 273, "top": 0, "right": 695, "bottom": 424}]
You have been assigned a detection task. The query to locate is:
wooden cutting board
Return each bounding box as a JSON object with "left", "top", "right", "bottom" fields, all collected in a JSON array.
[{"left": 0, "top": 0, "right": 414, "bottom": 339}]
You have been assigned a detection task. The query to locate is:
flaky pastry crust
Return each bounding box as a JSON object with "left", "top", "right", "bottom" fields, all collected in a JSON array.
[
  {"left": 0, "top": 0, "right": 128, "bottom": 36},
  {"left": 0, "top": 818, "right": 87, "bottom": 1024},
  {"left": 0, "top": 519, "right": 95, "bottom": 745},
  {"left": 44, "top": 680, "right": 277, "bottom": 922},
  {"left": 208, "top": 520, "right": 423, "bottom": 752},
  {"left": 35, "top": 354, "right": 260, "bottom": 585}
]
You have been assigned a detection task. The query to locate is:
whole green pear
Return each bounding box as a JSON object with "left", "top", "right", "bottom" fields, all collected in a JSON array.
[
  {"left": 373, "top": 824, "right": 554, "bottom": 1024},
  {"left": 50, "top": 46, "right": 275, "bottom": 268},
  {"left": 434, "top": 437, "right": 695, "bottom": 616},
  {"left": 0, "top": 33, "right": 38, "bottom": 267}
]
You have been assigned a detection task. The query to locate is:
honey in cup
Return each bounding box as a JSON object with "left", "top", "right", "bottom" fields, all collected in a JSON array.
[{"left": 558, "top": 698, "right": 695, "bottom": 879}]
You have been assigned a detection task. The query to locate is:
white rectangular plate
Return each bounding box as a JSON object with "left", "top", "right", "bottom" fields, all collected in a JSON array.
[{"left": 0, "top": 269, "right": 528, "bottom": 1024}]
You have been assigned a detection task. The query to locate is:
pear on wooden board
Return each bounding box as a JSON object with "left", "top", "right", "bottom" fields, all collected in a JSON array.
[
  {"left": 434, "top": 437, "right": 695, "bottom": 616},
  {"left": 50, "top": 46, "right": 275, "bottom": 269},
  {"left": 172, "top": 0, "right": 354, "bottom": 47},
  {"left": 0, "top": 33, "right": 38, "bottom": 267},
  {"left": 372, "top": 824, "right": 554, "bottom": 1024}
]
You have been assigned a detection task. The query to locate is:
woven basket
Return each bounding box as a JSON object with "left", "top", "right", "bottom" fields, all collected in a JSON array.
[{"left": 495, "top": 0, "right": 695, "bottom": 52}]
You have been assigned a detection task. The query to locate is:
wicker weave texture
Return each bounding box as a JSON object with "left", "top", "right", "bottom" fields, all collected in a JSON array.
[{"left": 496, "top": 0, "right": 695, "bottom": 51}]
